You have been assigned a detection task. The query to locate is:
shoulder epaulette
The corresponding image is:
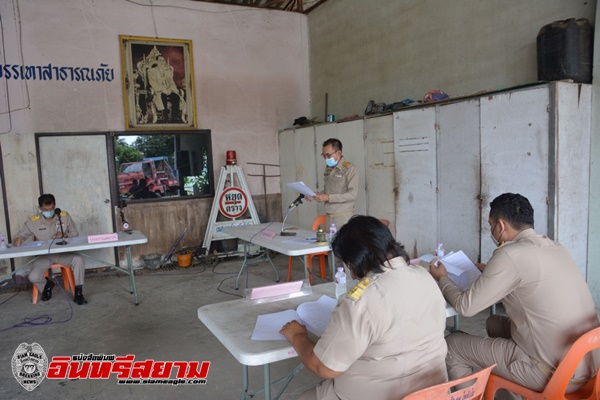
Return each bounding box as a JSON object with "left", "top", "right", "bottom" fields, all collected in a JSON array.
[
  {"left": 348, "top": 277, "right": 370, "bottom": 301},
  {"left": 60, "top": 211, "right": 67, "bottom": 217},
  {"left": 343, "top": 161, "right": 351, "bottom": 168},
  {"left": 30, "top": 215, "right": 40, "bottom": 221}
]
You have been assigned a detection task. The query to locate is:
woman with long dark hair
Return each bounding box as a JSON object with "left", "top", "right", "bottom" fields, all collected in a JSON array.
[{"left": 281, "top": 215, "right": 448, "bottom": 399}]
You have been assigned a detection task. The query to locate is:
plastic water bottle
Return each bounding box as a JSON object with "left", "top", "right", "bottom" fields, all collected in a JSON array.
[
  {"left": 335, "top": 267, "right": 346, "bottom": 299},
  {"left": 0, "top": 233, "right": 7, "bottom": 251},
  {"left": 437, "top": 243, "right": 445, "bottom": 258},
  {"left": 435, "top": 243, "right": 445, "bottom": 266},
  {"left": 329, "top": 223, "right": 337, "bottom": 238}
]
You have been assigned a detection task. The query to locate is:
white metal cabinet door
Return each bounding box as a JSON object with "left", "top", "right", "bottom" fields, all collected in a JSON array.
[
  {"left": 438, "top": 100, "right": 481, "bottom": 262},
  {"left": 365, "top": 115, "right": 396, "bottom": 237},
  {"left": 394, "top": 107, "right": 437, "bottom": 258},
  {"left": 480, "top": 86, "right": 550, "bottom": 262},
  {"left": 552, "top": 82, "right": 591, "bottom": 277}
]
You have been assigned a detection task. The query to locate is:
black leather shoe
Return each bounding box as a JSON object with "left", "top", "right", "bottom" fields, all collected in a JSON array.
[
  {"left": 41, "top": 278, "right": 55, "bottom": 301},
  {"left": 74, "top": 286, "right": 88, "bottom": 305}
]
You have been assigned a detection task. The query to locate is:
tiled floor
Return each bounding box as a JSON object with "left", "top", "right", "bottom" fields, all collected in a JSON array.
[{"left": 0, "top": 254, "right": 494, "bottom": 399}]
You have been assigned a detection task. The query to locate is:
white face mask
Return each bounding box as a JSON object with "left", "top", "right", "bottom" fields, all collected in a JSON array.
[{"left": 490, "top": 221, "right": 504, "bottom": 247}]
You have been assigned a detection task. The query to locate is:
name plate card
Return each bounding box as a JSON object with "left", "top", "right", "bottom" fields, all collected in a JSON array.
[
  {"left": 259, "top": 230, "right": 277, "bottom": 240},
  {"left": 87, "top": 233, "right": 119, "bottom": 244}
]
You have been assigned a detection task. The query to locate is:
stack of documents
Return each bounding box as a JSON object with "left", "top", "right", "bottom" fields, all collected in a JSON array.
[{"left": 421, "top": 251, "right": 481, "bottom": 291}]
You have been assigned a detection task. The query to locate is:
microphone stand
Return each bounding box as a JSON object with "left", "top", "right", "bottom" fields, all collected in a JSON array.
[
  {"left": 119, "top": 199, "right": 132, "bottom": 234},
  {"left": 55, "top": 213, "right": 67, "bottom": 245},
  {"left": 280, "top": 204, "right": 299, "bottom": 236}
]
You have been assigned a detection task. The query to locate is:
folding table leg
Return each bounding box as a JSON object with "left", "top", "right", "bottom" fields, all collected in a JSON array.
[
  {"left": 264, "top": 364, "right": 271, "bottom": 399},
  {"left": 241, "top": 365, "right": 249, "bottom": 400},
  {"left": 265, "top": 251, "right": 279, "bottom": 283},
  {"left": 235, "top": 241, "right": 251, "bottom": 290},
  {"left": 126, "top": 245, "right": 139, "bottom": 305}
]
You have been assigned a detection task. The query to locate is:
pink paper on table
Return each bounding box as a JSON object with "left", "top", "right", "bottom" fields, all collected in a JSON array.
[
  {"left": 249, "top": 281, "right": 303, "bottom": 300},
  {"left": 87, "top": 233, "right": 119, "bottom": 244},
  {"left": 259, "top": 230, "right": 277, "bottom": 240}
]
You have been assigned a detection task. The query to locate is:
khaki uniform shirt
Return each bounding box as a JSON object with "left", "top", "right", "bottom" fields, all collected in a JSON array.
[
  {"left": 15, "top": 211, "right": 79, "bottom": 242},
  {"left": 439, "top": 229, "right": 599, "bottom": 374},
  {"left": 314, "top": 257, "right": 448, "bottom": 400},
  {"left": 323, "top": 157, "right": 358, "bottom": 217}
]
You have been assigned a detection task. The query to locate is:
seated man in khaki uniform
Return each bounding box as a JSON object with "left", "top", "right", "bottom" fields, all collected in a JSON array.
[
  {"left": 430, "top": 193, "right": 599, "bottom": 397},
  {"left": 308, "top": 138, "right": 358, "bottom": 229},
  {"left": 13, "top": 194, "right": 87, "bottom": 305},
  {"left": 281, "top": 216, "right": 448, "bottom": 399}
]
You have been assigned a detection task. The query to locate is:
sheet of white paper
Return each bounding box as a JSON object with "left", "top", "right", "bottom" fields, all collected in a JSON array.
[
  {"left": 440, "top": 251, "right": 481, "bottom": 290},
  {"left": 297, "top": 295, "right": 337, "bottom": 337},
  {"left": 251, "top": 309, "right": 302, "bottom": 341},
  {"left": 19, "top": 241, "right": 43, "bottom": 248},
  {"left": 286, "top": 182, "right": 317, "bottom": 197}
]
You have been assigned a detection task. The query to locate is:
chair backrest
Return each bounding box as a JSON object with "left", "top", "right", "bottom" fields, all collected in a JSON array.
[
  {"left": 543, "top": 326, "right": 600, "bottom": 396},
  {"left": 402, "top": 364, "right": 495, "bottom": 400},
  {"left": 312, "top": 215, "right": 327, "bottom": 231}
]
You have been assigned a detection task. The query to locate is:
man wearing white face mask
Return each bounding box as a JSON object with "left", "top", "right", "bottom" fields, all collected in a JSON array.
[
  {"left": 429, "top": 193, "right": 599, "bottom": 398},
  {"left": 13, "top": 194, "right": 87, "bottom": 305},
  {"left": 307, "top": 138, "right": 358, "bottom": 228}
]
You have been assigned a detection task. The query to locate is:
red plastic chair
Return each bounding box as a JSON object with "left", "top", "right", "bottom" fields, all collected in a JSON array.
[
  {"left": 32, "top": 264, "right": 76, "bottom": 304},
  {"left": 287, "top": 215, "right": 328, "bottom": 284},
  {"left": 402, "top": 364, "right": 495, "bottom": 400},
  {"left": 484, "top": 326, "right": 600, "bottom": 400}
]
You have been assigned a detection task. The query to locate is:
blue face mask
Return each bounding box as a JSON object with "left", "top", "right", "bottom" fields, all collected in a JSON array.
[
  {"left": 42, "top": 210, "right": 55, "bottom": 219},
  {"left": 325, "top": 157, "right": 337, "bottom": 167}
]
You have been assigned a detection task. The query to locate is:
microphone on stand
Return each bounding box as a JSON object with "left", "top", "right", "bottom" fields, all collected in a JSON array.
[
  {"left": 289, "top": 194, "right": 305, "bottom": 209},
  {"left": 281, "top": 194, "right": 305, "bottom": 236},
  {"left": 54, "top": 208, "right": 68, "bottom": 245}
]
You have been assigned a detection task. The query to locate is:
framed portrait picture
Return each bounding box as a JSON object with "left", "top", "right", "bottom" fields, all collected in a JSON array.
[{"left": 120, "top": 35, "right": 197, "bottom": 130}]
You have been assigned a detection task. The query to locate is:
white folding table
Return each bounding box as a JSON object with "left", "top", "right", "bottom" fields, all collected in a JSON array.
[
  {"left": 0, "top": 230, "right": 148, "bottom": 305},
  {"left": 222, "top": 222, "right": 334, "bottom": 289},
  {"left": 198, "top": 282, "right": 458, "bottom": 400}
]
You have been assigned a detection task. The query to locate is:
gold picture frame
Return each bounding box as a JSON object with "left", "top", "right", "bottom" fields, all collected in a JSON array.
[{"left": 120, "top": 35, "right": 197, "bottom": 130}]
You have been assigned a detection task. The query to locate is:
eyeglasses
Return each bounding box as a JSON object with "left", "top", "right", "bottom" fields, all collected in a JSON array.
[{"left": 321, "top": 150, "right": 338, "bottom": 159}]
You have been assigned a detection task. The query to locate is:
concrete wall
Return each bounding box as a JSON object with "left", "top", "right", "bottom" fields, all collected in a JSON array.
[
  {"left": 0, "top": 0, "right": 309, "bottom": 264},
  {"left": 308, "top": 0, "right": 596, "bottom": 120},
  {"left": 587, "top": 4, "right": 600, "bottom": 306}
]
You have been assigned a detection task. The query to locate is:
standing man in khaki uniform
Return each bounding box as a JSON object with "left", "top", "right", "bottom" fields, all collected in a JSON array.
[
  {"left": 281, "top": 216, "right": 448, "bottom": 400},
  {"left": 13, "top": 194, "right": 88, "bottom": 305},
  {"left": 308, "top": 138, "right": 358, "bottom": 228},
  {"left": 430, "top": 193, "right": 599, "bottom": 396}
]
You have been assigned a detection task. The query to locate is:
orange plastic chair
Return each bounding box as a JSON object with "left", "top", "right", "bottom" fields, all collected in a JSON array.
[
  {"left": 484, "top": 326, "right": 600, "bottom": 400},
  {"left": 32, "top": 264, "right": 76, "bottom": 304},
  {"left": 287, "top": 215, "right": 328, "bottom": 284},
  {"left": 403, "top": 364, "right": 495, "bottom": 400}
]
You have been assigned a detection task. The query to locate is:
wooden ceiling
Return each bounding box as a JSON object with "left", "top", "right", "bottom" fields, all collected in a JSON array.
[{"left": 190, "top": 0, "right": 329, "bottom": 14}]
